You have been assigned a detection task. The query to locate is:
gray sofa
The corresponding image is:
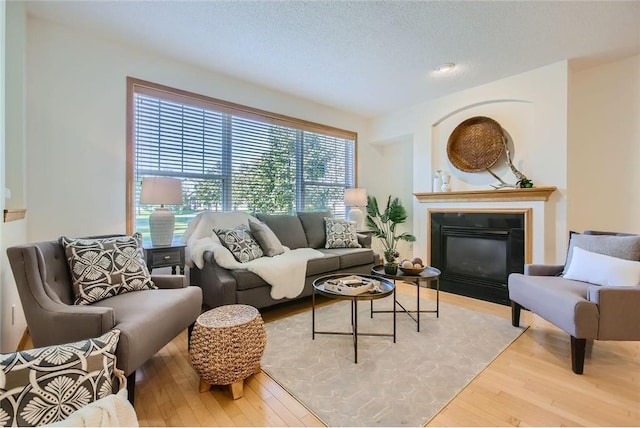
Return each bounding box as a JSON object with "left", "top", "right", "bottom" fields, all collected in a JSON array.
[
  {"left": 189, "top": 211, "right": 376, "bottom": 309},
  {"left": 508, "top": 230, "right": 640, "bottom": 374},
  {"left": 7, "top": 237, "right": 203, "bottom": 403}
]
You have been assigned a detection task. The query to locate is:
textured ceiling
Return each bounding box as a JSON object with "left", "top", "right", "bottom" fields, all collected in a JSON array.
[{"left": 26, "top": 1, "right": 640, "bottom": 118}]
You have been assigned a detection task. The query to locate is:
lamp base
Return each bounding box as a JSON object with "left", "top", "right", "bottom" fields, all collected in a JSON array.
[
  {"left": 347, "top": 207, "right": 365, "bottom": 232},
  {"left": 149, "top": 208, "right": 175, "bottom": 247}
]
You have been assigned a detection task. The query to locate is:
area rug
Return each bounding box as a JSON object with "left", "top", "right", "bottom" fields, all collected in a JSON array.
[{"left": 261, "top": 293, "right": 527, "bottom": 427}]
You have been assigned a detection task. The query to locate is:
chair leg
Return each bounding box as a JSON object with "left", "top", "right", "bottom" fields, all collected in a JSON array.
[
  {"left": 127, "top": 371, "right": 136, "bottom": 404},
  {"left": 511, "top": 301, "right": 522, "bottom": 327},
  {"left": 570, "top": 336, "right": 586, "bottom": 374}
]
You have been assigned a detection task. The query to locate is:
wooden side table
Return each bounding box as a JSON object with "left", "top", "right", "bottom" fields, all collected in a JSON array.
[{"left": 144, "top": 244, "right": 185, "bottom": 275}]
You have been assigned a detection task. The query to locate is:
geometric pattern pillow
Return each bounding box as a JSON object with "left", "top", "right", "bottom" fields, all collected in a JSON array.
[
  {"left": 59, "top": 233, "right": 156, "bottom": 306},
  {"left": 325, "top": 218, "right": 362, "bottom": 249},
  {"left": 0, "top": 329, "right": 120, "bottom": 427},
  {"left": 214, "top": 225, "right": 264, "bottom": 263}
]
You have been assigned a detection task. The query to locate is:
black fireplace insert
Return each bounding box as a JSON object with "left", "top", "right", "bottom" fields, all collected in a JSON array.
[{"left": 430, "top": 212, "right": 525, "bottom": 305}]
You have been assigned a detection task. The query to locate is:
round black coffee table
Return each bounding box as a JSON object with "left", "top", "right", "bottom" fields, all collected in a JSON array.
[
  {"left": 371, "top": 264, "right": 441, "bottom": 332},
  {"left": 312, "top": 273, "right": 395, "bottom": 363}
]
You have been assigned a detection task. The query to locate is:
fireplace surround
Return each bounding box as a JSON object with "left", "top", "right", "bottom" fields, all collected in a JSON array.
[{"left": 429, "top": 210, "right": 529, "bottom": 305}]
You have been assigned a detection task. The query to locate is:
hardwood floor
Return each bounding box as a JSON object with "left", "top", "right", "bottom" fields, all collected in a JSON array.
[{"left": 81, "top": 282, "right": 640, "bottom": 425}]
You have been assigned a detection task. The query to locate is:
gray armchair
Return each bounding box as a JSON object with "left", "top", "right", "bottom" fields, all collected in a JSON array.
[
  {"left": 509, "top": 237, "right": 640, "bottom": 374},
  {"left": 7, "top": 237, "right": 203, "bottom": 402}
]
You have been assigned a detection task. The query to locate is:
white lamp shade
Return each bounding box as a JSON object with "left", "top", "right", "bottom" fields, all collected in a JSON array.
[
  {"left": 140, "top": 177, "right": 183, "bottom": 206},
  {"left": 344, "top": 188, "right": 367, "bottom": 207}
]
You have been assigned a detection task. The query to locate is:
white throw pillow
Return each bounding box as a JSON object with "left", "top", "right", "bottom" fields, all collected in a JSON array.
[
  {"left": 564, "top": 247, "right": 640, "bottom": 286},
  {"left": 562, "top": 233, "right": 640, "bottom": 275}
]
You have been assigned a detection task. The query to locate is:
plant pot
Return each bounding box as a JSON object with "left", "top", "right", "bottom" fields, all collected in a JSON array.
[{"left": 384, "top": 264, "right": 398, "bottom": 275}]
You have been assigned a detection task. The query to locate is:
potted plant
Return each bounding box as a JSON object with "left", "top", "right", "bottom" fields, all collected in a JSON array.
[{"left": 365, "top": 195, "right": 416, "bottom": 275}]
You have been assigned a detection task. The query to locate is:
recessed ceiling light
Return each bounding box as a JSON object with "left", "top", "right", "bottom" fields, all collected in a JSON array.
[{"left": 436, "top": 63, "right": 456, "bottom": 72}]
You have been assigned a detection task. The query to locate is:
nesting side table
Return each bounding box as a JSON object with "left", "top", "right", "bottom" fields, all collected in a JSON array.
[
  {"left": 371, "top": 264, "right": 441, "bottom": 332},
  {"left": 312, "top": 273, "right": 396, "bottom": 363}
]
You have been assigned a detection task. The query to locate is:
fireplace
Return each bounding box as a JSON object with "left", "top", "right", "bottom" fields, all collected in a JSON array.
[{"left": 429, "top": 211, "right": 526, "bottom": 305}]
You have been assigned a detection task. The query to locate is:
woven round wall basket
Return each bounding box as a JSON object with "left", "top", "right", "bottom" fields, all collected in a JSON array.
[{"left": 447, "top": 116, "right": 505, "bottom": 173}]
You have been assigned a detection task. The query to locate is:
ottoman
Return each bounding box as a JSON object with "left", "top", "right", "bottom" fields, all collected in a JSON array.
[{"left": 189, "top": 304, "right": 267, "bottom": 399}]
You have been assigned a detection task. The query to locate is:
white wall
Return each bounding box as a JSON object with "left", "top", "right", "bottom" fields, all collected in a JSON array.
[
  {"left": 1, "top": 0, "right": 6, "bottom": 351},
  {"left": 370, "top": 62, "right": 569, "bottom": 264},
  {"left": 1, "top": 0, "right": 29, "bottom": 353},
  {"left": 568, "top": 54, "right": 640, "bottom": 234},
  {"left": 364, "top": 137, "right": 414, "bottom": 259},
  {"left": 26, "top": 17, "right": 380, "bottom": 242}
]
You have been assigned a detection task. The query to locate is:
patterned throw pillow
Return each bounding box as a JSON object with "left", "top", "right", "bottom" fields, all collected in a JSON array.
[
  {"left": 215, "top": 225, "right": 264, "bottom": 263},
  {"left": 0, "top": 329, "right": 121, "bottom": 427},
  {"left": 325, "top": 218, "right": 362, "bottom": 249},
  {"left": 60, "top": 233, "right": 156, "bottom": 306}
]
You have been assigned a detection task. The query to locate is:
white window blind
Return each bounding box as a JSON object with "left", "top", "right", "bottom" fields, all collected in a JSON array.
[{"left": 128, "top": 79, "right": 357, "bottom": 242}]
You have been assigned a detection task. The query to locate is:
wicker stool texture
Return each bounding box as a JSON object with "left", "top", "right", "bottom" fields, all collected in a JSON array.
[{"left": 190, "top": 304, "right": 266, "bottom": 399}]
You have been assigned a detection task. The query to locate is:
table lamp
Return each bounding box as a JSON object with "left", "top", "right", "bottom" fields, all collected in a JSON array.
[
  {"left": 344, "top": 188, "right": 367, "bottom": 231},
  {"left": 140, "top": 177, "right": 183, "bottom": 247}
]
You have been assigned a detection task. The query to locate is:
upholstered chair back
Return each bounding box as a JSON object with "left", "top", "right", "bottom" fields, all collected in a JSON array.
[{"left": 32, "top": 241, "right": 75, "bottom": 305}]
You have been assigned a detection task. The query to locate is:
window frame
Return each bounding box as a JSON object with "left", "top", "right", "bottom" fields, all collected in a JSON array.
[{"left": 126, "top": 77, "right": 359, "bottom": 235}]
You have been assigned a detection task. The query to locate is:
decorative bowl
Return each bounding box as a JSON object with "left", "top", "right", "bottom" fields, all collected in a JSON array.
[{"left": 398, "top": 266, "right": 425, "bottom": 275}]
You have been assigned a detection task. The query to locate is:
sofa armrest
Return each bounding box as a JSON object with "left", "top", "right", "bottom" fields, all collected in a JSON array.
[
  {"left": 189, "top": 250, "right": 238, "bottom": 308},
  {"left": 152, "top": 274, "right": 186, "bottom": 289},
  {"left": 588, "top": 285, "right": 640, "bottom": 340},
  {"left": 524, "top": 264, "right": 564, "bottom": 276},
  {"left": 357, "top": 233, "right": 372, "bottom": 248}
]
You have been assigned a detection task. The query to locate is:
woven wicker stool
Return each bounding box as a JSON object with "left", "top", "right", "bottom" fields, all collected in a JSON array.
[{"left": 190, "top": 304, "right": 266, "bottom": 399}]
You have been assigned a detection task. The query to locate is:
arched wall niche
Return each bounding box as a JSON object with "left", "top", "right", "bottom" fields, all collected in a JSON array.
[{"left": 430, "top": 99, "right": 534, "bottom": 191}]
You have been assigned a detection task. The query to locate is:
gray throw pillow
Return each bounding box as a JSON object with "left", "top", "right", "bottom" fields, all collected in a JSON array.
[
  {"left": 249, "top": 218, "right": 285, "bottom": 257},
  {"left": 59, "top": 233, "right": 156, "bottom": 306},
  {"left": 325, "top": 218, "right": 362, "bottom": 249},
  {"left": 298, "top": 210, "right": 331, "bottom": 249},
  {"left": 215, "top": 225, "right": 264, "bottom": 263},
  {"left": 255, "top": 213, "right": 308, "bottom": 249},
  {"left": 563, "top": 233, "right": 640, "bottom": 275}
]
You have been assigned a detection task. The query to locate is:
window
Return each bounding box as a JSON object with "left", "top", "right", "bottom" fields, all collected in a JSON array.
[{"left": 126, "top": 78, "right": 357, "bottom": 243}]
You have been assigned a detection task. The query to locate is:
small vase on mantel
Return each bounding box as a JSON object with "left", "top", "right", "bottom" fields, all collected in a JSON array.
[
  {"left": 432, "top": 170, "right": 442, "bottom": 192},
  {"left": 440, "top": 171, "right": 451, "bottom": 192}
]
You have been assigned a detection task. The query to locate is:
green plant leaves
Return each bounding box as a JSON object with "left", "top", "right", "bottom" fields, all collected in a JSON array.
[{"left": 365, "top": 195, "right": 416, "bottom": 256}]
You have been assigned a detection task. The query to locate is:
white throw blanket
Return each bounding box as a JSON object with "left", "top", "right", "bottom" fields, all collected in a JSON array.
[
  {"left": 191, "top": 236, "right": 324, "bottom": 300},
  {"left": 47, "top": 389, "right": 138, "bottom": 427}
]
